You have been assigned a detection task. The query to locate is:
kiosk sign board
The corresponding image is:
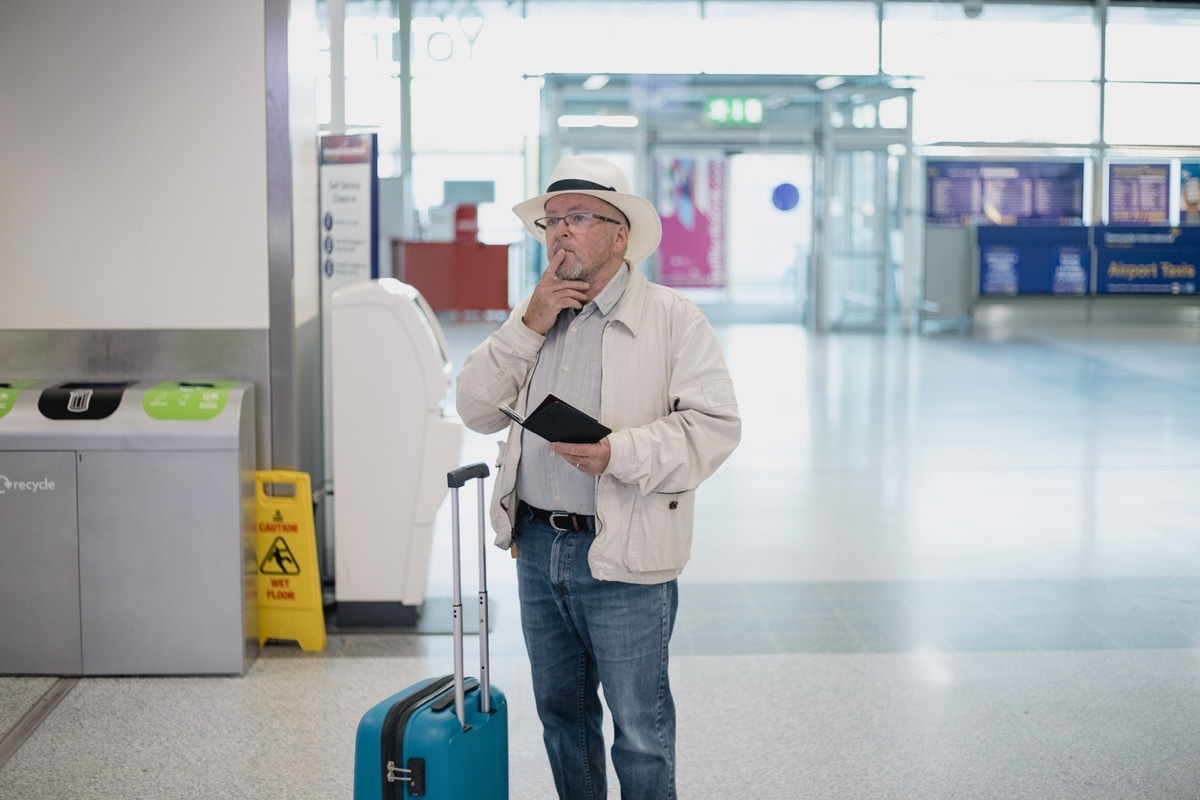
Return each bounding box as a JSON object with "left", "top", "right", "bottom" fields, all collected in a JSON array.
[
  {"left": 1095, "top": 227, "right": 1199, "bottom": 295},
  {"left": 977, "top": 226, "right": 1091, "bottom": 296},
  {"left": 319, "top": 133, "right": 379, "bottom": 288}
]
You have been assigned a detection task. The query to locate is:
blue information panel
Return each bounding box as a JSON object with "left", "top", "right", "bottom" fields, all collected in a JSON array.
[
  {"left": 319, "top": 133, "right": 379, "bottom": 284},
  {"left": 1095, "top": 227, "right": 1200, "bottom": 295},
  {"left": 927, "top": 160, "right": 1085, "bottom": 226},
  {"left": 977, "top": 226, "right": 1092, "bottom": 296},
  {"left": 1108, "top": 163, "right": 1169, "bottom": 225}
]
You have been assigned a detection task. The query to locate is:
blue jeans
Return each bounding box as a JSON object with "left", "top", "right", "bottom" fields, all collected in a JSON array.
[{"left": 515, "top": 507, "right": 679, "bottom": 800}]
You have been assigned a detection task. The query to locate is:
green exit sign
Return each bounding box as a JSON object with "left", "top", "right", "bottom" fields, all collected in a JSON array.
[{"left": 705, "top": 96, "right": 764, "bottom": 125}]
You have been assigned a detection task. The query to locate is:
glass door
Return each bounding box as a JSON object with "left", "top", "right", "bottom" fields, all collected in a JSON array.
[
  {"left": 824, "top": 148, "right": 898, "bottom": 327},
  {"left": 814, "top": 86, "right": 915, "bottom": 331},
  {"left": 540, "top": 73, "right": 825, "bottom": 324},
  {"left": 652, "top": 150, "right": 813, "bottom": 324}
]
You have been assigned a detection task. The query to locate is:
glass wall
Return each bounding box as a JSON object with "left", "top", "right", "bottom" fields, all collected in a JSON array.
[
  {"left": 315, "top": 0, "right": 1200, "bottom": 270},
  {"left": 1104, "top": 5, "right": 1200, "bottom": 146},
  {"left": 884, "top": 2, "right": 1099, "bottom": 145}
]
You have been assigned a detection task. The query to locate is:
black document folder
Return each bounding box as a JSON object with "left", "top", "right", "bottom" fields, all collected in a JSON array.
[{"left": 499, "top": 394, "right": 611, "bottom": 444}]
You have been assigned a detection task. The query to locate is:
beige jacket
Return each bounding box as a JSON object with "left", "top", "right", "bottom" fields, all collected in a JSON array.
[{"left": 455, "top": 267, "right": 741, "bottom": 584}]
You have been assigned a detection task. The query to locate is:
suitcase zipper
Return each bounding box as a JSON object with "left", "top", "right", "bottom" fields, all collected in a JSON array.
[{"left": 382, "top": 674, "right": 456, "bottom": 799}]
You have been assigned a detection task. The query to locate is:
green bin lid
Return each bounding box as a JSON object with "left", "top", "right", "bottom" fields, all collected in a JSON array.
[
  {"left": 0, "top": 380, "right": 35, "bottom": 420},
  {"left": 143, "top": 380, "right": 240, "bottom": 421}
]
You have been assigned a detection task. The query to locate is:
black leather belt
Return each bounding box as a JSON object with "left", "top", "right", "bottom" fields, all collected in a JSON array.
[{"left": 519, "top": 501, "right": 595, "bottom": 532}]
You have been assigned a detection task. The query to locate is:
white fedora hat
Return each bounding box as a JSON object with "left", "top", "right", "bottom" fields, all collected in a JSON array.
[{"left": 513, "top": 156, "right": 663, "bottom": 263}]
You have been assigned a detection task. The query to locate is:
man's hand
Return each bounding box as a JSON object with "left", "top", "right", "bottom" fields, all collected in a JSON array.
[
  {"left": 551, "top": 438, "right": 611, "bottom": 476},
  {"left": 522, "top": 250, "right": 589, "bottom": 334}
]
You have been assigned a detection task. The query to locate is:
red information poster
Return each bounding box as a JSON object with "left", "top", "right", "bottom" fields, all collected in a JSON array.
[{"left": 656, "top": 156, "right": 727, "bottom": 288}]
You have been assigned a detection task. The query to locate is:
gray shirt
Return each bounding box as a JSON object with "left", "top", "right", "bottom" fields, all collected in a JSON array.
[{"left": 515, "top": 263, "right": 631, "bottom": 514}]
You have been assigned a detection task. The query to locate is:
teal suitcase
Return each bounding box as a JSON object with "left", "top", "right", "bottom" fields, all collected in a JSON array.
[{"left": 353, "top": 464, "right": 508, "bottom": 799}]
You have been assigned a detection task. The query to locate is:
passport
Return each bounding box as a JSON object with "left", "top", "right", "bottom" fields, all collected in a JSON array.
[{"left": 498, "top": 393, "right": 611, "bottom": 444}]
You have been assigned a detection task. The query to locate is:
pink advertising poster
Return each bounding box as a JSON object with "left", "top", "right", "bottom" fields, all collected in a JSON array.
[{"left": 656, "top": 156, "right": 727, "bottom": 288}]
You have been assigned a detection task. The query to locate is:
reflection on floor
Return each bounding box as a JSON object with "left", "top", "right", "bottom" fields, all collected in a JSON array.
[{"left": 3, "top": 321, "right": 1200, "bottom": 799}]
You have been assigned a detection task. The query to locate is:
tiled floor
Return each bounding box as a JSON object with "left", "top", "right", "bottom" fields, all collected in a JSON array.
[{"left": 3, "top": 319, "right": 1200, "bottom": 799}]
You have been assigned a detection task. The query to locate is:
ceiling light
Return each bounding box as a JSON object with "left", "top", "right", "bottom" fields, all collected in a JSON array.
[{"left": 557, "top": 114, "right": 639, "bottom": 128}]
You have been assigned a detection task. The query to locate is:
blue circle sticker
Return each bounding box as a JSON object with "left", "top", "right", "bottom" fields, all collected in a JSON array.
[{"left": 772, "top": 183, "right": 800, "bottom": 211}]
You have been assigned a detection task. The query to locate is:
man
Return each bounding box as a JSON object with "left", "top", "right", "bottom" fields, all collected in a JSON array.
[{"left": 456, "top": 155, "right": 741, "bottom": 800}]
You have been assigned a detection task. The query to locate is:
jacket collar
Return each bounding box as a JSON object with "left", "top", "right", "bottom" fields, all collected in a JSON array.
[{"left": 607, "top": 262, "right": 649, "bottom": 336}]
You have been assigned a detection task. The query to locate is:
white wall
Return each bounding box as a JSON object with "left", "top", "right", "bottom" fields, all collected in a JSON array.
[
  {"left": 289, "top": 0, "right": 320, "bottom": 326},
  {"left": 0, "top": 0, "right": 270, "bottom": 330}
]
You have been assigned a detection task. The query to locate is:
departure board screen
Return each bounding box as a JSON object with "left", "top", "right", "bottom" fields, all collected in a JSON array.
[{"left": 927, "top": 161, "right": 1085, "bottom": 226}]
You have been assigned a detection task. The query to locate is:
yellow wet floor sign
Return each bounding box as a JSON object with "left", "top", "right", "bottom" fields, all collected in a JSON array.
[{"left": 255, "top": 470, "right": 326, "bottom": 652}]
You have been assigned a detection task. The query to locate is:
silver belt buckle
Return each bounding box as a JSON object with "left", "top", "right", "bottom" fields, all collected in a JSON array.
[{"left": 548, "top": 512, "right": 574, "bottom": 532}]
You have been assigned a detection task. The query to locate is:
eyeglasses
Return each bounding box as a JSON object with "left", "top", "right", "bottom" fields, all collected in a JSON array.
[{"left": 534, "top": 212, "right": 623, "bottom": 232}]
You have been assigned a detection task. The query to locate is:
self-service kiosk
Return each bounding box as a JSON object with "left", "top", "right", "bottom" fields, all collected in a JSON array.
[{"left": 330, "top": 279, "right": 462, "bottom": 626}]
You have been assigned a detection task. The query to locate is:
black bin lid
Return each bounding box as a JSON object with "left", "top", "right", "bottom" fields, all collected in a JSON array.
[{"left": 38, "top": 382, "right": 131, "bottom": 420}]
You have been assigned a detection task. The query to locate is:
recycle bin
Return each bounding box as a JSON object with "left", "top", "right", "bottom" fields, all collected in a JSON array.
[{"left": 0, "top": 379, "right": 257, "bottom": 676}]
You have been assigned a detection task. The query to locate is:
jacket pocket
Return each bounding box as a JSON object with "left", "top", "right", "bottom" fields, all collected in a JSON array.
[{"left": 624, "top": 490, "right": 695, "bottom": 572}]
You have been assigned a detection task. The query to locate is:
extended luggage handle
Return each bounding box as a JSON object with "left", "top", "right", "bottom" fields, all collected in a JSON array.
[
  {"left": 447, "top": 462, "right": 492, "bottom": 729},
  {"left": 448, "top": 462, "right": 489, "bottom": 488}
]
